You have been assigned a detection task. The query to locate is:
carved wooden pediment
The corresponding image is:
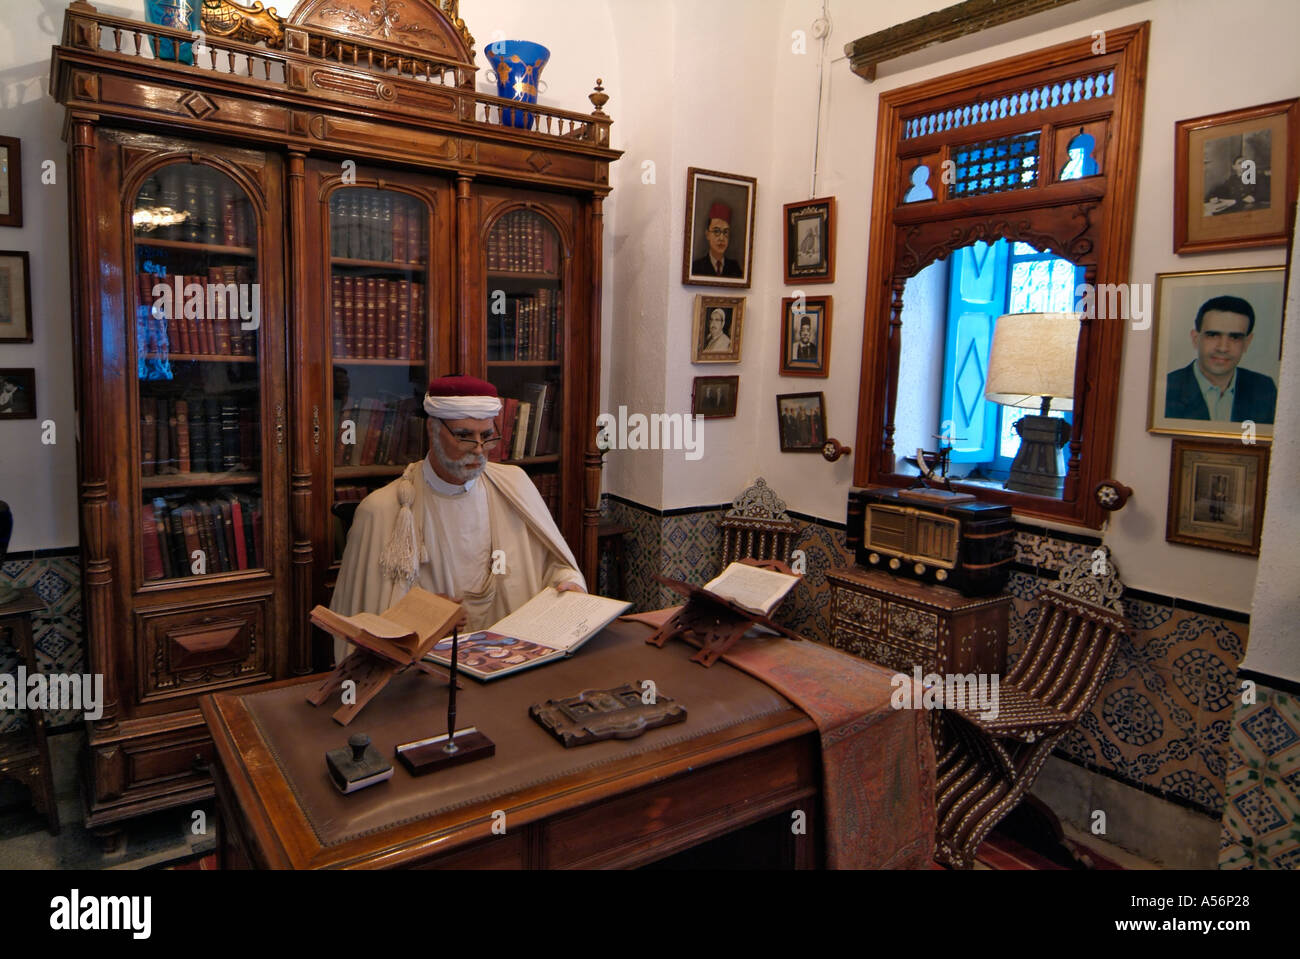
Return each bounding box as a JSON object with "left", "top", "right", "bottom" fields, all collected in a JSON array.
[
  {"left": 288, "top": 0, "right": 475, "bottom": 62},
  {"left": 895, "top": 201, "right": 1099, "bottom": 277}
]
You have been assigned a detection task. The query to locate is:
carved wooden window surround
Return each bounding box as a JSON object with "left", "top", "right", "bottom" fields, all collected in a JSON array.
[{"left": 853, "top": 22, "right": 1150, "bottom": 528}]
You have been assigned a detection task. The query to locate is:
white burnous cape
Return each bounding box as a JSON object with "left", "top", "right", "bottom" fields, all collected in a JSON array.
[{"left": 329, "top": 459, "right": 585, "bottom": 661}]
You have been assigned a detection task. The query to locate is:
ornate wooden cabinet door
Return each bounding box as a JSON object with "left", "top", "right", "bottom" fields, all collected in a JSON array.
[
  {"left": 73, "top": 128, "right": 290, "bottom": 830},
  {"left": 468, "top": 184, "right": 599, "bottom": 572}
]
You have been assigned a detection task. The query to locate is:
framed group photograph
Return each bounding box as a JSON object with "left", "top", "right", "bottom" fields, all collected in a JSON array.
[
  {"left": 0, "top": 136, "right": 21, "bottom": 228},
  {"left": 0, "top": 250, "right": 32, "bottom": 344},
  {"left": 0, "top": 368, "right": 36, "bottom": 420},
  {"left": 682, "top": 167, "right": 757, "bottom": 288},
  {"left": 1174, "top": 99, "right": 1299, "bottom": 253},
  {"left": 782, "top": 196, "right": 835, "bottom": 284},
  {"left": 776, "top": 391, "right": 826, "bottom": 452},
  {"left": 691, "top": 294, "right": 745, "bottom": 363},
  {"left": 691, "top": 375, "right": 738, "bottom": 419},
  {"left": 1166, "top": 439, "right": 1269, "bottom": 555},
  {"left": 1147, "top": 266, "right": 1285, "bottom": 441},
  {"left": 780, "top": 295, "right": 831, "bottom": 377}
]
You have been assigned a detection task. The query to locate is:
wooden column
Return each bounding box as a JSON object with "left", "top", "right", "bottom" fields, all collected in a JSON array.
[
  {"left": 68, "top": 116, "right": 118, "bottom": 731},
  {"left": 1065, "top": 263, "right": 1097, "bottom": 505},
  {"left": 455, "top": 174, "right": 474, "bottom": 375},
  {"left": 286, "top": 151, "right": 312, "bottom": 674},
  {"left": 881, "top": 276, "right": 906, "bottom": 475},
  {"left": 582, "top": 196, "right": 606, "bottom": 587}
]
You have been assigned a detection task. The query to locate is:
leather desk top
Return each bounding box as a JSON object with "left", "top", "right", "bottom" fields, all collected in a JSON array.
[{"left": 238, "top": 620, "right": 796, "bottom": 846}]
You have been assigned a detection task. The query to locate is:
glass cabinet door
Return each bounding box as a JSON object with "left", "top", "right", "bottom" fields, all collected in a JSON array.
[
  {"left": 132, "top": 160, "right": 267, "bottom": 584},
  {"left": 483, "top": 207, "right": 565, "bottom": 524},
  {"left": 326, "top": 185, "right": 430, "bottom": 565}
]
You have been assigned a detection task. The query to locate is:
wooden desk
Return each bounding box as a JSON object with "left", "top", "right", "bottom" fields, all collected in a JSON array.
[{"left": 202, "top": 622, "right": 821, "bottom": 869}]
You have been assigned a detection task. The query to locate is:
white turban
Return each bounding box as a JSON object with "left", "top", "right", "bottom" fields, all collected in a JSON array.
[{"left": 423, "top": 393, "right": 503, "bottom": 419}]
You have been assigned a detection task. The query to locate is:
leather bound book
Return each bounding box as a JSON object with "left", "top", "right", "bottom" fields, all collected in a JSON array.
[
  {"left": 220, "top": 399, "right": 241, "bottom": 471},
  {"left": 379, "top": 194, "right": 393, "bottom": 261},
  {"left": 409, "top": 204, "right": 422, "bottom": 264},
  {"left": 141, "top": 396, "right": 158, "bottom": 476},
  {"left": 188, "top": 405, "right": 208, "bottom": 473},
  {"left": 221, "top": 186, "right": 237, "bottom": 246},
  {"left": 411, "top": 282, "right": 423, "bottom": 358},
  {"left": 386, "top": 279, "right": 399, "bottom": 358},
  {"left": 239, "top": 405, "right": 257, "bottom": 472},
  {"left": 228, "top": 494, "right": 248, "bottom": 569},
  {"left": 170, "top": 505, "right": 189, "bottom": 577},
  {"left": 342, "top": 276, "right": 356, "bottom": 357},
  {"left": 397, "top": 279, "right": 411, "bottom": 360},
  {"left": 197, "top": 501, "right": 226, "bottom": 573},
  {"left": 376, "top": 278, "right": 390, "bottom": 359},
  {"left": 156, "top": 397, "right": 174, "bottom": 474},
  {"left": 217, "top": 499, "right": 237, "bottom": 572},
  {"left": 142, "top": 502, "right": 164, "bottom": 581},
  {"left": 346, "top": 193, "right": 361, "bottom": 260},
  {"left": 206, "top": 396, "right": 223, "bottom": 474},
  {"left": 359, "top": 397, "right": 385, "bottom": 465},
  {"left": 331, "top": 275, "right": 344, "bottom": 356},
  {"left": 376, "top": 404, "right": 398, "bottom": 465},
  {"left": 152, "top": 497, "right": 176, "bottom": 579},
  {"left": 251, "top": 498, "right": 263, "bottom": 569},
  {"left": 174, "top": 399, "right": 191, "bottom": 474},
  {"left": 180, "top": 506, "right": 202, "bottom": 577},
  {"left": 393, "top": 201, "right": 407, "bottom": 263},
  {"left": 364, "top": 277, "right": 378, "bottom": 358},
  {"left": 234, "top": 265, "right": 253, "bottom": 354}
]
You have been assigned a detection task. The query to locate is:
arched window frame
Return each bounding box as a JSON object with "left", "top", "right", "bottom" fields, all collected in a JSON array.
[{"left": 853, "top": 22, "right": 1150, "bottom": 528}]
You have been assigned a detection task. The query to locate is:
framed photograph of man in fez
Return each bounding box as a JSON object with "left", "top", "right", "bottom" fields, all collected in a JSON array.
[
  {"left": 782, "top": 197, "right": 835, "bottom": 284},
  {"left": 776, "top": 391, "right": 826, "bottom": 452},
  {"left": 1148, "top": 266, "right": 1285, "bottom": 441},
  {"left": 1166, "top": 439, "right": 1268, "bottom": 555},
  {"left": 1174, "top": 99, "right": 1299, "bottom": 253},
  {"left": 682, "top": 167, "right": 757, "bottom": 288},
  {"left": 780, "top": 295, "right": 831, "bottom": 377}
]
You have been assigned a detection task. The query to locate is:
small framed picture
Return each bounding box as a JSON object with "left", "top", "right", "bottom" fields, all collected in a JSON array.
[
  {"left": 682, "top": 167, "right": 757, "bottom": 288},
  {"left": 691, "top": 294, "right": 745, "bottom": 363},
  {"left": 0, "top": 251, "right": 32, "bottom": 344},
  {"left": 1174, "top": 99, "right": 1299, "bottom": 253},
  {"left": 691, "top": 375, "right": 738, "bottom": 419},
  {"left": 783, "top": 196, "right": 835, "bottom": 284},
  {"left": 0, "top": 136, "right": 21, "bottom": 228},
  {"left": 1166, "top": 439, "right": 1268, "bottom": 555},
  {"left": 0, "top": 368, "right": 36, "bottom": 420},
  {"left": 780, "top": 295, "right": 831, "bottom": 377},
  {"left": 776, "top": 391, "right": 826, "bottom": 452},
  {"left": 1147, "top": 266, "right": 1285, "bottom": 441}
]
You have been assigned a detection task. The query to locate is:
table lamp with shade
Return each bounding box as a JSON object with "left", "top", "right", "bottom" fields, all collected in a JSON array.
[{"left": 984, "top": 312, "right": 1080, "bottom": 496}]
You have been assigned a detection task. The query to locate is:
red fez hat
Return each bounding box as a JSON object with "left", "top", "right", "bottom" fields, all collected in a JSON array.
[
  {"left": 706, "top": 201, "right": 732, "bottom": 224},
  {"left": 426, "top": 374, "right": 499, "bottom": 398}
]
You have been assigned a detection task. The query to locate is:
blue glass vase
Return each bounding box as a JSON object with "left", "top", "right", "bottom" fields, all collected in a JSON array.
[
  {"left": 485, "top": 40, "right": 550, "bottom": 129},
  {"left": 146, "top": 0, "right": 200, "bottom": 65}
]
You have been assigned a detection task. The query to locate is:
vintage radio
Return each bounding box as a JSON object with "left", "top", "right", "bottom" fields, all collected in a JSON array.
[{"left": 845, "top": 487, "right": 1013, "bottom": 596}]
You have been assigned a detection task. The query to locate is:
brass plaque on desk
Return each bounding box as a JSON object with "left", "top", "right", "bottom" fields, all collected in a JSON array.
[{"left": 529, "top": 681, "right": 686, "bottom": 748}]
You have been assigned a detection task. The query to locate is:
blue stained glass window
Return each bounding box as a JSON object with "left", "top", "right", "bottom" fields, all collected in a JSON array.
[{"left": 1060, "top": 132, "right": 1099, "bottom": 180}]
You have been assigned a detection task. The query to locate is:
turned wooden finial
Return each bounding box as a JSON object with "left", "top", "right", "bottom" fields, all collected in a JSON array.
[{"left": 589, "top": 78, "right": 609, "bottom": 116}]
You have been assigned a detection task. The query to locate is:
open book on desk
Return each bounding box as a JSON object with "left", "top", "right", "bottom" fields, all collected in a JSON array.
[{"left": 424, "top": 587, "right": 632, "bottom": 682}]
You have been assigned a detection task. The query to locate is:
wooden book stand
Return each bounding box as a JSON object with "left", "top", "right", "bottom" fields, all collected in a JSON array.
[
  {"left": 306, "top": 651, "right": 455, "bottom": 726},
  {"left": 645, "top": 565, "right": 802, "bottom": 667}
]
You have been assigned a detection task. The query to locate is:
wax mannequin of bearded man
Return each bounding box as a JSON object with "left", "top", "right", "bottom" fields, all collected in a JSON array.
[{"left": 329, "top": 375, "right": 585, "bottom": 663}]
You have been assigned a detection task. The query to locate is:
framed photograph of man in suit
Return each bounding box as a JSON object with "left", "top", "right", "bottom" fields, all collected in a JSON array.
[
  {"left": 779, "top": 295, "right": 831, "bottom": 377},
  {"left": 1148, "top": 266, "right": 1285, "bottom": 441},
  {"left": 682, "top": 168, "right": 756, "bottom": 288}
]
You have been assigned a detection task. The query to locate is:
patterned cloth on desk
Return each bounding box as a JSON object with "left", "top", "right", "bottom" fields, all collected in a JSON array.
[{"left": 621, "top": 609, "right": 936, "bottom": 869}]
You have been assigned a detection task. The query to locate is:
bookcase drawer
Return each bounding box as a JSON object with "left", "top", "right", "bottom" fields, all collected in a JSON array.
[{"left": 136, "top": 598, "right": 272, "bottom": 704}]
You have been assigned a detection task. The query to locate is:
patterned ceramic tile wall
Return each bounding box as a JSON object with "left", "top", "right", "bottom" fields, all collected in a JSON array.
[
  {"left": 0, "top": 552, "right": 85, "bottom": 732},
  {"left": 610, "top": 496, "right": 1256, "bottom": 826},
  {"left": 1219, "top": 681, "right": 1300, "bottom": 869}
]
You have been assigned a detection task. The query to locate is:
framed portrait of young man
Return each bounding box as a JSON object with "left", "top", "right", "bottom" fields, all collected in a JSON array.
[
  {"left": 1147, "top": 266, "right": 1285, "bottom": 441},
  {"left": 682, "top": 168, "right": 756, "bottom": 288},
  {"left": 779, "top": 296, "right": 831, "bottom": 377},
  {"left": 782, "top": 197, "right": 835, "bottom": 284},
  {"left": 691, "top": 294, "right": 745, "bottom": 363},
  {"left": 1166, "top": 439, "right": 1269, "bottom": 555},
  {"left": 1174, "top": 99, "right": 1299, "bottom": 253}
]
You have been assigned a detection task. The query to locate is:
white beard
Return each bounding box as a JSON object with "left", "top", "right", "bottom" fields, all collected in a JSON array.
[{"left": 432, "top": 435, "right": 488, "bottom": 484}]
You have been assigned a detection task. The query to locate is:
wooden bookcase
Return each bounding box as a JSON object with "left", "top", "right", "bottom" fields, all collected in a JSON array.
[{"left": 51, "top": 0, "right": 620, "bottom": 837}]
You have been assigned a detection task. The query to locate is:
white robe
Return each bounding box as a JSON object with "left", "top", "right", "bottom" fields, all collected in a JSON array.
[{"left": 329, "top": 459, "right": 585, "bottom": 662}]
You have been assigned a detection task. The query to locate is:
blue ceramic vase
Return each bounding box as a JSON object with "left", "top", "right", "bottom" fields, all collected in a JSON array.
[
  {"left": 484, "top": 40, "right": 551, "bottom": 129},
  {"left": 145, "top": 0, "right": 201, "bottom": 65}
]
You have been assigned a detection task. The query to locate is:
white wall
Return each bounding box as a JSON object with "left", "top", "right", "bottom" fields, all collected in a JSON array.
[{"left": 600, "top": 0, "right": 1298, "bottom": 613}]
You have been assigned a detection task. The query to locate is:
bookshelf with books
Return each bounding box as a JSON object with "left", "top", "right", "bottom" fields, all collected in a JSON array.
[{"left": 56, "top": 0, "right": 618, "bottom": 836}]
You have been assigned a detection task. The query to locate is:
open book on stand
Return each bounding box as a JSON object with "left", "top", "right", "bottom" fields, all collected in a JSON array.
[
  {"left": 310, "top": 587, "right": 462, "bottom": 666},
  {"left": 425, "top": 587, "right": 631, "bottom": 682}
]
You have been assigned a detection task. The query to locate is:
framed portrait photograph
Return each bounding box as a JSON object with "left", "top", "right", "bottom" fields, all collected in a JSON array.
[
  {"left": 0, "top": 251, "right": 32, "bottom": 344},
  {"left": 776, "top": 391, "right": 826, "bottom": 452},
  {"left": 682, "top": 167, "right": 757, "bottom": 288},
  {"left": 782, "top": 196, "right": 835, "bottom": 284},
  {"left": 1147, "top": 266, "right": 1285, "bottom": 441},
  {"left": 1174, "top": 99, "right": 1299, "bottom": 253},
  {"left": 0, "top": 368, "right": 36, "bottom": 420},
  {"left": 691, "top": 294, "right": 745, "bottom": 363},
  {"left": 1166, "top": 439, "right": 1268, "bottom": 555},
  {"left": 0, "top": 136, "right": 21, "bottom": 228},
  {"left": 780, "top": 295, "right": 831, "bottom": 377},
  {"left": 691, "top": 375, "right": 739, "bottom": 419}
]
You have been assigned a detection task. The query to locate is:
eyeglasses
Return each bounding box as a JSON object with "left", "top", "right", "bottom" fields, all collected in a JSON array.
[
  {"left": 440, "top": 419, "right": 501, "bottom": 452},
  {"left": 707, "top": 227, "right": 731, "bottom": 237}
]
